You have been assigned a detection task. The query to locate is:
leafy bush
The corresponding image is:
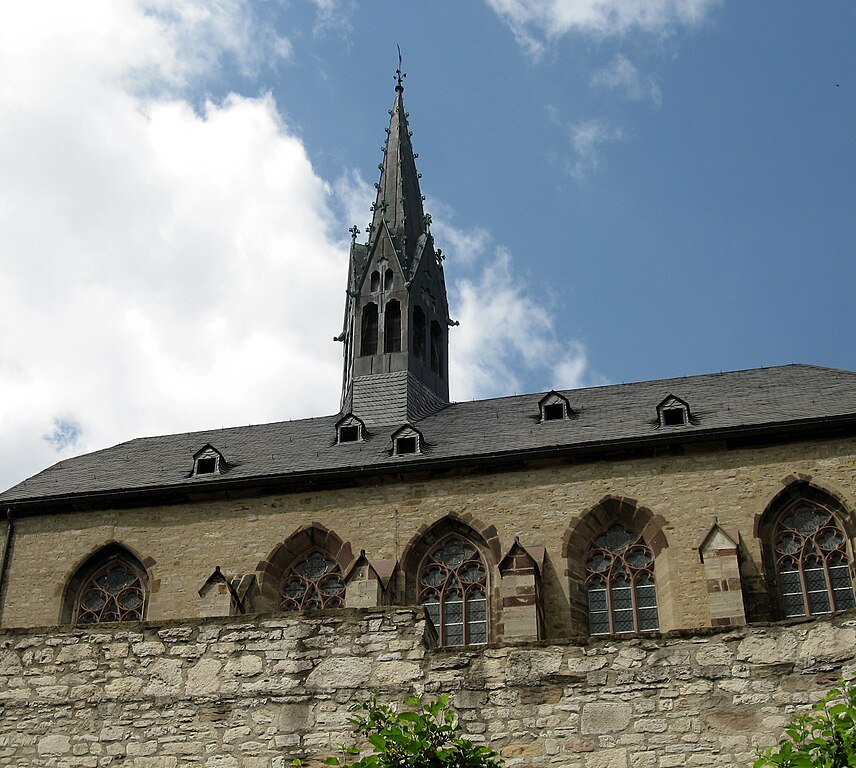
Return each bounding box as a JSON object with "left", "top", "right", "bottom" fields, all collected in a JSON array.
[
  {"left": 293, "top": 693, "right": 503, "bottom": 768},
  {"left": 755, "top": 679, "right": 856, "bottom": 768}
]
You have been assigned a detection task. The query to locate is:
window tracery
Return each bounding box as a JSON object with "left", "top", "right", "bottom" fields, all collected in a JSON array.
[
  {"left": 279, "top": 550, "right": 346, "bottom": 611},
  {"left": 419, "top": 535, "right": 487, "bottom": 646},
  {"left": 773, "top": 503, "right": 855, "bottom": 618},
  {"left": 586, "top": 523, "right": 659, "bottom": 635},
  {"left": 74, "top": 557, "right": 147, "bottom": 624}
]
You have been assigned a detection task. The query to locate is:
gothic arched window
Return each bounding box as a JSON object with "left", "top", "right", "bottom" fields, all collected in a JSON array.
[
  {"left": 586, "top": 524, "right": 659, "bottom": 636},
  {"left": 419, "top": 535, "right": 487, "bottom": 646},
  {"left": 360, "top": 303, "right": 378, "bottom": 356},
  {"left": 412, "top": 306, "right": 426, "bottom": 360},
  {"left": 370, "top": 270, "right": 380, "bottom": 292},
  {"left": 384, "top": 300, "right": 401, "bottom": 353},
  {"left": 384, "top": 268, "right": 394, "bottom": 291},
  {"left": 72, "top": 550, "right": 148, "bottom": 624},
  {"left": 280, "top": 550, "right": 346, "bottom": 611},
  {"left": 430, "top": 320, "right": 443, "bottom": 376},
  {"left": 773, "top": 502, "right": 855, "bottom": 618}
]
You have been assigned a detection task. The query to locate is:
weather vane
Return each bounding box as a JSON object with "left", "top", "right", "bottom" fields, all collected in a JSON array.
[{"left": 395, "top": 45, "right": 406, "bottom": 91}]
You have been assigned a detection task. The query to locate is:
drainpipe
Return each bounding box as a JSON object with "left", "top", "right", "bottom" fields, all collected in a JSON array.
[{"left": 0, "top": 509, "right": 14, "bottom": 627}]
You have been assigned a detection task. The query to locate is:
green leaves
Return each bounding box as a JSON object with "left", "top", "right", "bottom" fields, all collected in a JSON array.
[
  {"left": 294, "top": 693, "right": 503, "bottom": 768},
  {"left": 755, "top": 679, "right": 856, "bottom": 768}
]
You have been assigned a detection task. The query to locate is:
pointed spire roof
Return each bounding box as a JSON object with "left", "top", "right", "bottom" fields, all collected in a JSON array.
[{"left": 368, "top": 77, "right": 427, "bottom": 269}]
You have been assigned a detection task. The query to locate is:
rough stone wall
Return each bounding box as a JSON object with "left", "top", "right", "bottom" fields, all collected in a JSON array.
[
  {"left": 1, "top": 609, "right": 855, "bottom": 768},
  {"left": 3, "top": 436, "right": 855, "bottom": 637}
]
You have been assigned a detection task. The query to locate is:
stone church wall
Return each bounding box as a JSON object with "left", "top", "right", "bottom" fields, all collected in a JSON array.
[
  {"left": 1, "top": 608, "right": 855, "bottom": 768},
  {"left": 4, "top": 436, "right": 855, "bottom": 638}
]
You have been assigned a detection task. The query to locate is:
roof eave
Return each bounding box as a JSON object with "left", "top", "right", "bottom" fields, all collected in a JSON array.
[{"left": 4, "top": 412, "right": 856, "bottom": 515}]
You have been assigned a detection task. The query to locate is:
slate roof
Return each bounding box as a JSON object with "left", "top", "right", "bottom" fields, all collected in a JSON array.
[{"left": 3, "top": 364, "right": 855, "bottom": 507}]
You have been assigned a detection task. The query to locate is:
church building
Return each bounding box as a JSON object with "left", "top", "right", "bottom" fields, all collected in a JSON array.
[{"left": 0, "top": 73, "right": 855, "bottom": 768}]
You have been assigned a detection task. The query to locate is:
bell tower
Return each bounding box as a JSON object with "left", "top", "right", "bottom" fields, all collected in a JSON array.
[{"left": 338, "top": 70, "right": 452, "bottom": 427}]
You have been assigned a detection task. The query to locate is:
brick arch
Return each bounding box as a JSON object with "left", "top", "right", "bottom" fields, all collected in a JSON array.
[
  {"left": 753, "top": 478, "right": 855, "bottom": 622},
  {"left": 400, "top": 514, "right": 501, "bottom": 642},
  {"left": 563, "top": 496, "right": 670, "bottom": 635},
  {"left": 256, "top": 523, "right": 356, "bottom": 611},
  {"left": 60, "top": 541, "right": 153, "bottom": 625}
]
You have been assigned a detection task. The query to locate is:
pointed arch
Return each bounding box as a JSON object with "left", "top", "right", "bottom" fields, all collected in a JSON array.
[
  {"left": 564, "top": 496, "right": 669, "bottom": 637},
  {"left": 412, "top": 305, "right": 426, "bottom": 360},
  {"left": 383, "top": 299, "right": 402, "bottom": 353},
  {"left": 401, "top": 515, "right": 500, "bottom": 646},
  {"left": 62, "top": 543, "right": 149, "bottom": 625},
  {"left": 757, "top": 480, "right": 856, "bottom": 620},
  {"left": 256, "top": 524, "right": 356, "bottom": 613},
  {"left": 360, "top": 302, "right": 378, "bottom": 356}
]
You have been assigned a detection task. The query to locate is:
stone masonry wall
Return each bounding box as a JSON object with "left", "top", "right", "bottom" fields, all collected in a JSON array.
[
  {"left": 1, "top": 608, "right": 855, "bottom": 768},
  {"left": 4, "top": 436, "right": 856, "bottom": 638}
]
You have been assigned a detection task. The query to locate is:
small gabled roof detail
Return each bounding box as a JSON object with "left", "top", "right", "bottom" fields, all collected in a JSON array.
[
  {"left": 698, "top": 523, "right": 740, "bottom": 563},
  {"left": 191, "top": 444, "right": 226, "bottom": 477},
  {"left": 499, "top": 537, "right": 546, "bottom": 576},
  {"left": 656, "top": 394, "right": 692, "bottom": 427},
  {"left": 538, "top": 391, "right": 574, "bottom": 421},
  {"left": 344, "top": 550, "right": 399, "bottom": 591},
  {"left": 390, "top": 423, "right": 423, "bottom": 455}
]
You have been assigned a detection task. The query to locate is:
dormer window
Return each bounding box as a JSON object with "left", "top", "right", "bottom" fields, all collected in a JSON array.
[
  {"left": 192, "top": 445, "right": 224, "bottom": 477},
  {"left": 657, "top": 395, "right": 691, "bottom": 427},
  {"left": 391, "top": 425, "right": 422, "bottom": 456},
  {"left": 538, "top": 391, "right": 572, "bottom": 422},
  {"left": 196, "top": 457, "right": 217, "bottom": 474},
  {"left": 335, "top": 414, "right": 366, "bottom": 444}
]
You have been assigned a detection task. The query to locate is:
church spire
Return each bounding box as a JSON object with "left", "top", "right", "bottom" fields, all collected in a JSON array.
[
  {"left": 367, "top": 61, "right": 426, "bottom": 272},
  {"left": 338, "top": 70, "right": 451, "bottom": 428}
]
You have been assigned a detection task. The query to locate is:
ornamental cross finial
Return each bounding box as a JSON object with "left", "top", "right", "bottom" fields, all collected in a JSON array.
[
  {"left": 395, "top": 46, "right": 406, "bottom": 92},
  {"left": 348, "top": 225, "right": 359, "bottom": 243},
  {"left": 423, "top": 212, "right": 432, "bottom": 232}
]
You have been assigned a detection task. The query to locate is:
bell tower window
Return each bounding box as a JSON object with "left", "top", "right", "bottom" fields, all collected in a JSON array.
[
  {"left": 360, "top": 303, "right": 378, "bottom": 356},
  {"left": 370, "top": 271, "right": 380, "bottom": 293},
  {"left": 430, "top": 321, "right": 443, "bottom": 376},
  {"left": 384, "top": 300, "right": 402, "bottom": 353},
  {"left": 413, "top": 306, "right": 426, "bottom": 360}
]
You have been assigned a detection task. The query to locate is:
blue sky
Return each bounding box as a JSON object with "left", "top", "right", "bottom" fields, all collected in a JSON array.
[{"left": 1, "top": 1, "right": 854, "bottom": 490}]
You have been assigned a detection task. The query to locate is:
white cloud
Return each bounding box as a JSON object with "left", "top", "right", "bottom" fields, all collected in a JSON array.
[
  {"left": 591, "top": 54, "right": 662, "bottom": 106},
  {"left": 0, "top": 0, "right": 592, "bottom": 492},
  {"left": 0, "top": 1, "right": 343, "bottom": 490},
  {"left": 485, "top": 0, "right": 720, "bottom": 55},
  {"left": 449, "top": 249, "right": 588, "bottom": 401},
  {"left": 568, "top": 119, "right": 624, "bottom": 180}
]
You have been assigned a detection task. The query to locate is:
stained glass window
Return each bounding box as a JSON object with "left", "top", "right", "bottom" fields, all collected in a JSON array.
[
  {"left": 280, "top": 550, "right": 346, "bottom": 611},
  {"left": 774, "top": 504, "right": 855, "bottom": 618},
  {"left": 586, "top": 524, "right": 659, "bottom": 636},
  {"left": 419, "top": 536, "right": 488, "bottom": 646},
  {"left": 74, "top": 559, "right": 147, "bottom": 624}
]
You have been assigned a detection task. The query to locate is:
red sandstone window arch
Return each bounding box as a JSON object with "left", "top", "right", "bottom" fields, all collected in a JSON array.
[
  {"left": 585, "top": 524, "right": 659, "bottom": 636},
  {"left": 68, "top": 546, "right": 148, "bottom": 624},
  {"left": 418, "top": 535, "right": 488, "bottom": 646},
  {"left": 772, "top": 502, "right": 855, "bottom": 618},
  {"left": 279, "top": 550, "right": 346, "bottom": 611}
]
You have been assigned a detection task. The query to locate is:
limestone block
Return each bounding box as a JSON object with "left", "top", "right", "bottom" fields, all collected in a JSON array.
[
  {"left": 37, "top": 735, "right": 70, "bottom": 755},
  {"left": 186, "top": 658, "right": 223, "bottom": 696},
  {"left": 581, "top": 702, "right": 632, "bottom": 734},
  {"left": 584, "top": 747, "right": 629, "bottom": 768}
]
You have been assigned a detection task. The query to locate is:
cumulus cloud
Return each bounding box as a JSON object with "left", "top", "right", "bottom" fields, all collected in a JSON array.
[
  {"left": 449, "top": 249, "right": 588, "bottom": 401},
  {"left": 485, "top": 0, "right": 719, "bottom": 55},
  {"left": 567, "top": 119, "right": 624, "bottom": 180},
  {"left": 0, "top": 0, "right": 591, "bottom": 491},
  {"left": 591, "top": 54, "right": 662, "bottom": 106},
  {"left": 0, "top": 1, "right": 343, "bottom": 490}
]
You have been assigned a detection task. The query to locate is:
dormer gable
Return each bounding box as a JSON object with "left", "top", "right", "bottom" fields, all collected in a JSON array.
[
  {"left": 538, "top": 391, "right": 573, "bottom": 422},
  {"left": 191, "top": 444, "right": 225, "bottom": 477},
  {"left": 390, "top": 424, "right": 423, "bottom": 456},
  {"left": 656, "top": 394, "right": 691, "bottom": 427},
  {"left": 335, "top": 414, "right": 366, "bottom": 444}
]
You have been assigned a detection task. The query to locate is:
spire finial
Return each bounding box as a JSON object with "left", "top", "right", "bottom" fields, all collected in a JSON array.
[{"left": 395, "top": 45, "right": 406, "bottom": 92}]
